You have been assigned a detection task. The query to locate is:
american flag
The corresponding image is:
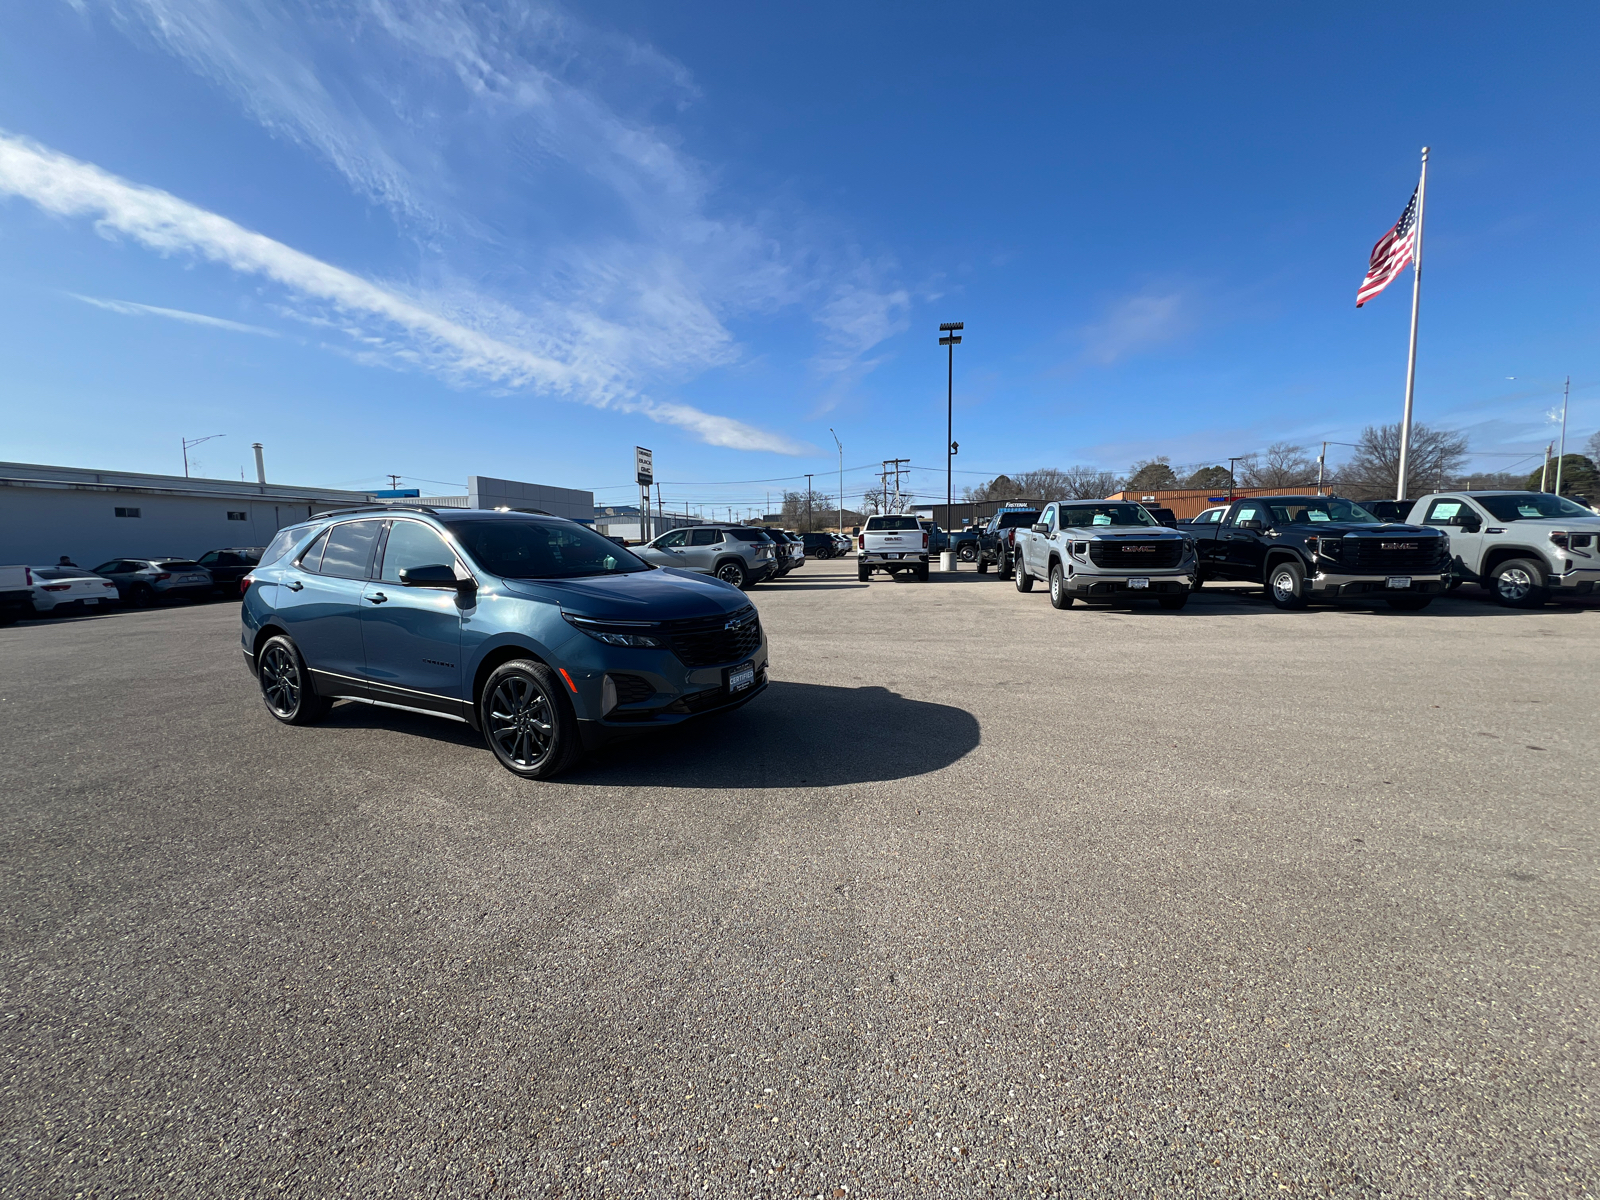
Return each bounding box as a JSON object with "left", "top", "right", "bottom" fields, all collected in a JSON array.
[{"left": 1356, "top": 187, "right": 1418, "bottom": 307}]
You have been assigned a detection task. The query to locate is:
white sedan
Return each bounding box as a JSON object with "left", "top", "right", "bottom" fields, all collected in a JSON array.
[{"left": 28, "top": 567, "right": 121, "bottom": 614}]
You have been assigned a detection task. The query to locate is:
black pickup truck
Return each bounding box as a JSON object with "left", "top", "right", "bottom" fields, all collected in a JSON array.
[
  {"left": 1186, "top": 494, "right": 1450, "bottom": 610},
  {"left": 976, "top": 507, "right": 1041, "bottom": 579}
]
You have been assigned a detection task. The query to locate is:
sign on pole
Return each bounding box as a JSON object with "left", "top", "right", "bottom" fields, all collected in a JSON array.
[{"left": 635, "top": 446, "right": 653, "bottom": 486}]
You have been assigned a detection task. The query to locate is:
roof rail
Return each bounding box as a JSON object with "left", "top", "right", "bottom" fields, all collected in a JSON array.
[{"left": 315, "top": 503, "right": 442, "bottom": 518}]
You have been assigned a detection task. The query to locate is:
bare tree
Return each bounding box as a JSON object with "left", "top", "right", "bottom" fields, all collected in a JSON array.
[
  {"left": 1334, "top": 423, "right": 1469, "bottom": 498},
  {"left": 962, "top": 474, "right": 1020, "bottom": 503},
  {"left": 1240, "top": 442, "right": 1317, "bottom": 489},
  {"left": 778, "top": 489, "right": 833, "bottom": 531},
  {"left": 1587, "top": 429, "right": 1600, "bottom": 462},
  {"left": 1125, "top": 456, "right": 1178, "bottom": 491}
]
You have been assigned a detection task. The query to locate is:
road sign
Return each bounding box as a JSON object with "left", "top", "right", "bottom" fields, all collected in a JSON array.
[{"left": 635, "top": 446, "right": 653, "bottom": 485}]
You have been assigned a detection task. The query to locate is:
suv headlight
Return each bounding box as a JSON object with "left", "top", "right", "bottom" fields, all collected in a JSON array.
[{"left": 562, "top": 613, "right": 663, "bottom": 648}]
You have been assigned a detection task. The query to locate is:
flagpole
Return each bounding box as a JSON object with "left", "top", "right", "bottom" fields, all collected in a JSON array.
[{"left": 1395, "top": 146, "right": 1428, "bottom": 501}]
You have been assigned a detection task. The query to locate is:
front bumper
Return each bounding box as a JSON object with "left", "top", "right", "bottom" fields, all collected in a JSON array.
[
  {"left": 1064, "top": 563, "right": 1193, "bottom": 596},
  {"left": 1551, "top": 564, "right": 1600, "bottom": 592},
  {"left": 578, "top": 666, "right": 769, "bottom": 748},
  {"left": 1309, "top": 570, "right": 1448, "bottom": 597}
]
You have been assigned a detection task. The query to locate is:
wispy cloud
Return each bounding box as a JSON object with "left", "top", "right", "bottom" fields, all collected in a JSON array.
[
  {"left": 69, "top": 292, "right": 279, "bottom": 336},
  {"left": 1078, "top": 286, "right": 1195, "bottom": 366},
  {"left": 0, "top": 130, "right": 803, "bottom": 453}
]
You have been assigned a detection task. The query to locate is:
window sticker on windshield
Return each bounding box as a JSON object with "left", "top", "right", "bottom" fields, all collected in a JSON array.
[
  {"left": 1308, "top": 510, "right": 1330, "bottom": 522},
  {"left": 1093, "top": 514, "right": 1111, "bottom": 526},
  {"left": 1517, "top": 505, "right": 1541, "bottom": 518}
]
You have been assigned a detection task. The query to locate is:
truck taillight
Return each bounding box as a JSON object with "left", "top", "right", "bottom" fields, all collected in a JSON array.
[
  {"left": 858, "top": 534, "right": 865, "bottom": 550},
  {"left": 922, "top": 532, "right": 929, "bottom": 548}
]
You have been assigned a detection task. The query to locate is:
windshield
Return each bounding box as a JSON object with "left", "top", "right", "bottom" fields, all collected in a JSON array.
[
  {"left": 1263, "top": 498, "right": 1379, "bottom": 525},
  {"left": 865, "top": 516, "right": 921, "bottom": 531},
  {"left": 996, "top": 511, "right": 1039, "bottom": 529},
  {"left": 1476, "top": 492, "right": 1597, "bottom": 521},
  {"left": 1058, "top": 504, "right": 1157, "bottom": 528},
  {"left": 451, "top": 519, "right": 651, "bottom": 579}
]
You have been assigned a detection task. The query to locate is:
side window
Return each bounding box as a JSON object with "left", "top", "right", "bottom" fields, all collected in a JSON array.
[
  {"left": 197, "top": 551, "right": 219, "bottom": 565},
  {"left": 381, "top": 521, "right": 457, "bottom": 582},
  {"left": 298, "top": 529, "right": 330, "bottom": 572},
  {"left": 1424, "top": 499, "right": 1464, "bottom": 526},
  {"left": 656, "top": 530, "right": 688, "bottom": 548},
  {"left": 689, "top": 528, "right": 721, "bottom": 546},
  {"left": 320, "top": 520, "right": 384, "bottom": 580},
  {"left": 1232, "top": 504, "right": 1264, "bottom": 525},
  {"left": 1042, "top": 506, "right": 1057, "bottom": 533}
]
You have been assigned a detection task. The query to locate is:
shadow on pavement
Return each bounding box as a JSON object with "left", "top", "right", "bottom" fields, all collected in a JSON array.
[
  {"left": 566, "top": 681, "right": 980, "bottom": 788},
  {"left": 1185, "top": 584, "right": 1597, "bottom": 618}
]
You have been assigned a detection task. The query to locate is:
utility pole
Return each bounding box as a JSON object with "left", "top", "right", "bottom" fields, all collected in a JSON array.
[
  {"left": 387, "top": 474, "right": 402, "bottom": 490},
  {"left": 1228, "top": 456, "right": 1244, "bottom": 501},
  {"left": 1556, "top": 375, "right": 1571, "bottom": 495},
  {"left": 804, "top": 474, "right": 813, "bottom": 533},
  {"left": 830, "top": 428, "right": 844, "bottom": 533},
  {"left": 883, "top": 458, "right": 911, "bottom": 514},
  {"left": 656, "top": 483, "right": 665, "bottom": 534},
  {"left": 939, "top": 322, "right": 964, "bottom": 543},
  {"left": 1541, "top": 442, "right": 1554, "bottom": 492},
  {"left": 1317, "top": 443, "right": 1327, "bottom": 495}
]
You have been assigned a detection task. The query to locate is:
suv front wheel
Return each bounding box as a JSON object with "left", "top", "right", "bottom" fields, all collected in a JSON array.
[{"left": 480, "top": 659, "right": 581, "bottom": 779}]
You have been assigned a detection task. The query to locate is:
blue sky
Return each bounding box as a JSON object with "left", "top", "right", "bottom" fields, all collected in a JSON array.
[{"left": 1, "top": 2, "right": 1595, "bottom": 513}]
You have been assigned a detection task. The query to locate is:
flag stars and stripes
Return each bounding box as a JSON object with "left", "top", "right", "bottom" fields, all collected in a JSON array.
[{"left": 1356, "top": 187, "right": 1419, "bottom": 307}]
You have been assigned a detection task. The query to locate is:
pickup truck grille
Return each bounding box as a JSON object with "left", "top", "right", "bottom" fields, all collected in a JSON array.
[
  {"left": 663, "top": 607, "right": 762, "bottom": 668},
  {"left": 1339, "top": 536, "right": 1445, "bottom": 573},
  {"left": 1088, "top": 539, "right": 1184, "bottom": 569}
]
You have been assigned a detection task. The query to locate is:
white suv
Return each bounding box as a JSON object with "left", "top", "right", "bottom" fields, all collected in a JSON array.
[{"left": 1410, "top": 490, "right": 1600, "bottom": 606}]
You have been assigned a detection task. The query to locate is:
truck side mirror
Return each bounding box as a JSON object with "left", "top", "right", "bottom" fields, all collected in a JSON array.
[
  {"left": 1032, "top": 523, "right": 1048, "bottom": 534},
  {"left": 1237, "top": 519, "right": 1264, "bottom": 532},
  {"left": 1457, "top": 513, "right": 1481, "bottom": 532}
]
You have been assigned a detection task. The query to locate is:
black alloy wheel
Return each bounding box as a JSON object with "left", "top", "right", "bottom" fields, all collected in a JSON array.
[
  {"left": 481, "top": 659, "right": 580, "bottom": 779},
  {"left": 715, "top": 560, "right": 748, "bottom": 590},
  {"left": 257, "top": 635, "right": 331, "bottom": 725},
  {"left": 128, "top": 584, "right": 154, "bottom": 608},
  {"left": 958, "top": 543, "right": 978, "bottom": 562},
  {"left": 1266, "top": 560, "right": 1308, "bottom": 610},
  {"left": 1049, "top": 562, "right": 1072, "bottom": 608}
]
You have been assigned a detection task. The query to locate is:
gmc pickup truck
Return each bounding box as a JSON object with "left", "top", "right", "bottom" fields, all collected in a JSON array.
[
  {"left": 1011, "top": 500, "right": 1196, "bottom": 609},
  {"left": 1406, "top": 490, "right": 1600, "bottom": 606},
  {"left": 976, "top": 507, "right": 1041, "bottom": 579},
  {"left": 857, "top": 515, "right": 930, "bottom": 581},
  {"left": 1186, "top": 494, "right": 1448, "bottom": 610}
]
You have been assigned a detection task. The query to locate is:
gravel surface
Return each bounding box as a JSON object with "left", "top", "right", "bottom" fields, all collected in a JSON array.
[{"left": 2, "top": 563, "right": 1596, "bottom": 1198}]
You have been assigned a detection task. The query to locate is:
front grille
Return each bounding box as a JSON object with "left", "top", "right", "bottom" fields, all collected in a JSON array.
[
  {"left": 662, "top": 607, "right": 762, "bottom": 668},
  {"left": 608, "top": 673, "right": 655, "bottom": 705},
  {"left": 1340, "top": 536, "right": 1445, "bottom": 573},
  {"left": 1088, "top": 539, "right": 1184, "bottom": 569}
]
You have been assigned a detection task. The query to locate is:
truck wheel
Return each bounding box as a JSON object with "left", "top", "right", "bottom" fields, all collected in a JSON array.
[
  {"left": 914, "top": 563, "right": 930, "bottom": 581},
  {"left": 1490, "top": 558, "right": 1548, "bottom": 607},
  {"left": 1386, "top": 595, "right": 1433, "bottom": 611},
  {"left": 1266, "top": 560, "right": 1307, "bottom": 610},
  {"left": 857, "top": 563, "right": 870, "bottom": 583},
  {"left": 976, "top": 557, "right": 989, "bottom": 574},
  {"left": 1049, "top": 563, "right": 1072, "bottom": 608},
  {"left": 997, "top": 552, "right": 1013, "bottom": 581},
  {"left": 1158, "top": 591, "right": 1190, "bottom": 610},
  {"left": 958, "top": 543, "right": 977, "bottom": 562},
  {"left": 1014, "top": 561, "right": 1034, "bottom": 593}
]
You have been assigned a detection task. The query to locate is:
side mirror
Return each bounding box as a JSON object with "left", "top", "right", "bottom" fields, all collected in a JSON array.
[
  {"left": 1032, "top": 523, "right": 1049, "bottom": 534},
  {"left": 398, "top": 563, "right": 464, "bottom": 589},
  {"left": 1237, "top": 519, "right": 1264, "bottom": 532},
  {"left": 1457, "top": 514, "right": 1481, "bottom": 532}
]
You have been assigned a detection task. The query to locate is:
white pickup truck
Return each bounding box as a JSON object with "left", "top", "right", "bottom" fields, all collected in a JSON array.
[
  {"left": 856, "top": 515, "right": 930, "bottom": 582},
  {"left": 1011, "top": 499, "right": 1197, "bottom": 609},
  {"left": 0, "top": 565, "right": 34, "bottom": 625},
  {"left": 1406, "top": 490, "right": 1600, "bottom": 606}
]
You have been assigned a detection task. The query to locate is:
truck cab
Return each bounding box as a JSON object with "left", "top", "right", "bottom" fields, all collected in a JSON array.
[
  {"left": 1186, "top": 494, "right": 1448, "bottom": 610},
  {"left": 1409, "top": 490, "right": 1600, "bottom": 606}
]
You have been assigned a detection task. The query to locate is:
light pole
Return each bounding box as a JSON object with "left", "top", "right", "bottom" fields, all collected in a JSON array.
[
  {"left": 805, "top": 474, "right": 814, "bottom": 533},
  {"left": 939, "top": 322, "right": 963, "bottom": 568},
  {"left": 1556, "top": 375, "right": 1571, "bottom": 495},
  {"left": 182, "top": 433, "right": 225, "bottom": 478},
  {"left": 829, "top": 428, "right": 843, "bottom": 533},
  {"left": 1315, "top": 441, "right": 1360, "bottom": 495},
  {"left": 1228, "top": 456, "right": 1244, "bottom": 501}
]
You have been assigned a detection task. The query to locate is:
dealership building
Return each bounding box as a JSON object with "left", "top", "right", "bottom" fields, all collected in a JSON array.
[{"left": 0, "top": 462, "right": 594, "bottom": 569}]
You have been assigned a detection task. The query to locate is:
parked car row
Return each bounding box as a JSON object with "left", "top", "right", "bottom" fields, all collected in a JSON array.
[
  {"left": 631, "top": 524, "right": 832, "bottom": 588},
  {"left": 0, "top": 546, "right": 265, "bottom": 621}
]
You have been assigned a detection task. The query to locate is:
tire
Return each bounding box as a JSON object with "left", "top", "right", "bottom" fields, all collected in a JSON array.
[
  {"left": 1159, "top": 591, "right": 1190, "bottom": 610},
  {"left": 1386, "top": 595, "right": 1433, "bottom": 611},
  {"left": 1445, "top": 576, "right": 1464, "bottom": 592},
  {"left": 1489, "top": 558, "right": 1548, "bottom": 608},
  {"left": 914, "top": 563, "right": 930, "bottom": 582},
  {"left": 997, "top": 551, "right": 1014, "bottom": 581},
  {"left": 128, "top": 584, "right": 154, "bottom": 609},
  {"left": 257, "top": 635, "right": 332, "bottom": 725},
  {"left": 1190, "top": 575, "right": 1203, "bottom": 590},
  {"left": 958, "top": 543, "right": 977, "bottom": 562},
  {"left": 715, "top": 559, "right": 748, "bottom": 590},
  {"left": 858, "top": 563, "right": 870, "bottom": 582},
  {"left": 1266, "top": 559, "right": 1308, "bottom": 610},
  {"left": 1014, "top": 560, "right": 1034, "bottom": 593},
  {"left": 480, "top": 659, "right": 581, "bottom": 779},
  {"left": 976, "top": 557, "right": 989, "bottom": 574},
  {"left": 1049, "top": 562, "right": 1072, "bottom": 608}
]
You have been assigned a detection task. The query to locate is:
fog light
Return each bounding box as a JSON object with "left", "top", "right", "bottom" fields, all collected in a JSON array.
[{"left": 601, "top": 674, "right": 618, "bottom": 716}]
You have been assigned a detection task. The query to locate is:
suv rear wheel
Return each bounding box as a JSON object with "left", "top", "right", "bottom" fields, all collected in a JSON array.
[
  {"left": 715, "top": 560, "right": 748, "bottom": 589},
  {"left": 480, "top": 659, "right": 581, "bottom": 779},
  {"left": 1490, "top": 557, "right": 1548, "bottom": 607},
  {"left": 257, "top": 634, "right": 332, "bottom": 725}
]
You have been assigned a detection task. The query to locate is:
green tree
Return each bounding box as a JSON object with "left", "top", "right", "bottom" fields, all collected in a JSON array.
[
  {"left": 1182, "top": 465, "right": 1234, "bottom": 490},
  {"left": 1524, "top": 454, "right": 1599, "bottom": 498},
  {"left": 1126, "top": 457, "right": 1178, "bottom": 490}
]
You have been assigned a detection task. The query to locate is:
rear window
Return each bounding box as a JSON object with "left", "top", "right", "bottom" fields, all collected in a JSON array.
[
  {"left": 865, "top": 516, "right": 920, "bottom": 531},
  {"left": 727, "top": 529, "right": 770, "bottom": 542},
  {"left": 996, "top": 511, "right": 1039, "bottom": 528},
  {"left": 260, "top": 529, "right": 301, "bottom": 565},
  {"left": 31, "top": 568, "right": 96, "bottom": 580},
  {"left": 157, "top": 560, "right": 203, "bottom": 571}
]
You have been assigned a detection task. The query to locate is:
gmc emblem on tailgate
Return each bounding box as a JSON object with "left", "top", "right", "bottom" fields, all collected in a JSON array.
[{"left": 1380, "top": 542, "right": 1418, "bottom": 550}]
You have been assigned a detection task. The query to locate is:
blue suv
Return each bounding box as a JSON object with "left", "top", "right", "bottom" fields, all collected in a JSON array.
[{"left": 240, "top": 507, "right": 768, "bottom": 778}]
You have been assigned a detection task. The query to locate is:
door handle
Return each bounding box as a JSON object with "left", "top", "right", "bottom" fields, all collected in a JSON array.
[
  {"left": 364, "top": 591, "right": 388, "bottom": 604},
  {"left": 286, "top": 580, "right": 304, "bottom": 591}
]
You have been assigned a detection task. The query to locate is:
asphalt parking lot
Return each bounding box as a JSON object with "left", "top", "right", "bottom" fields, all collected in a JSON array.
[{"left": 3, "top": 562, "right": 1597, "bottom": 1198}]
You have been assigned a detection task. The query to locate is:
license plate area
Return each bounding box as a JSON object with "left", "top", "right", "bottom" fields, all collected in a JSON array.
[
  {"left": 725, "top": 662, "right": 756, "bottom": 694},
  {"left": 1128, "top": 577, "right": 1150, "bottom": 589},
  {"left": 82, "top": 597, "right": 98, "bottom": 605},
  {"left": 1386, "top": 576, "right": 1412, "bottom": 589}
]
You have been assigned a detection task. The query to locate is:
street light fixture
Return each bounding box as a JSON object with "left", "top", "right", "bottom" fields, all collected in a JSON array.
[
  {"left": 939, "top": 322, "right": 963, "bottom": 560},
  {"left": 182, "top": 433, "right": 225, "bottom": 478}
]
